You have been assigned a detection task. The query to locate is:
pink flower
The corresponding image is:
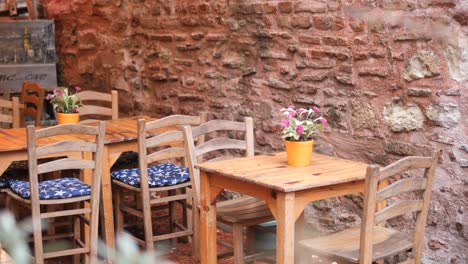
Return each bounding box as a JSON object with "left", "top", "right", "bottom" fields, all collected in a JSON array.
[
  {"left": 295, "top": 124, "right": 304, "bottom": 134},
  {"left": 288, "top": 104, "right": 295, "bottom": 109},
  {"left": 321, "top": 118, "right": 328, "bottom": 126},
  {"left": 46, "top": 93, "right": 53, "bottom": 100},
  {"left": 75, "top": 86, "right": 81, "bottom": 91},
  {"left": 52, "top": 87, "right": 59, "bottom": 92},
  {"left": 313, "top": 106, "right": 321, "bottom": 113},
  {"left": 280, "top": 119, "right": 289, "bottom": 128},
  {"left": 56, "top": 90, "right": 63, "bottom": 97},
  {"left": 288, "top": 110, "right": 296, "bottom": 118}
]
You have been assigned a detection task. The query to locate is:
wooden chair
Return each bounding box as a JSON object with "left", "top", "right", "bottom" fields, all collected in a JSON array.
[
  {"left": 298, "top": 151, "right": 440, "bottom": 264},
  {"left": 21, "top": 82, "right": 45, "bottom": 126},
  {"left": 183, "top": 117, "right": 275, "bottom": 264},
  {"left": 5, "top": 122, "right": 106, "bottom": 264},
  {"left": 76, "top": 90, "right": 118, "bottom": 122},
  {"left": 0, "top": 97, "right": 21, "bottom": 128},
  {"left": 111, "top": 114, "right": 207, "bottom": 253}
]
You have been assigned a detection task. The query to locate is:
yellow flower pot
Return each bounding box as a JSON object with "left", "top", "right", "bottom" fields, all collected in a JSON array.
[
  {"left": 56, "top": 112, "right": 80, "bottom": 125},
  {"left": 285, "top": 140, "right": 314, "bottom": 167}
]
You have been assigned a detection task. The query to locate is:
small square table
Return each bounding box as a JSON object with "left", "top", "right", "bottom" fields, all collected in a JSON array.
[{"left": 196, "top": 152, "right": 369, "bottom": 263}]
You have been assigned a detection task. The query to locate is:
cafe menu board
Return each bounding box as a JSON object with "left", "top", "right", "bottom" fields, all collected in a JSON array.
[{"left": 0, "top": 20, "right": 57, "bottom": 91}]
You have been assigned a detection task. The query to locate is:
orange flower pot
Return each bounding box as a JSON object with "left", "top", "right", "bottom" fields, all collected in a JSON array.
[
  {"left": 285, "top": 140, "right": 314, "bottom": 167},
  {"left": 56, "top": 112, "right": 80, "bottom": 125}
]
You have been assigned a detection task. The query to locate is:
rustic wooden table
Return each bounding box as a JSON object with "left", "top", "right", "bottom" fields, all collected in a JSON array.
[
  {"left": 196, "top": 152, "right": 369, "bottom": 264},
  {"left": 0, "top": 116, "right": 155, "bottom": 250}
]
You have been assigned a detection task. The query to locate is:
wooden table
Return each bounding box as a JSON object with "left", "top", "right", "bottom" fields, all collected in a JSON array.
[
  {"left": 196, "top": 152, "right": 369, "bottom": 264},
  {"left": 0, "top": 116, "right": 154, "bottom": 249}
]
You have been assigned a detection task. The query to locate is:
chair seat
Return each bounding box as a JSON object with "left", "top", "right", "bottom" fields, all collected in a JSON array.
[
  {"left": 111, "top": 163, "right": 190, "bottom": 188},
  {"left": 298, "top": 226, "right": 413, "bottom": 263},
  {"left": 217, "top": 196, "right": 274, "bottom": 224},
  {"left": 9, "top": 178, "right": 91, "bottom": 200}
]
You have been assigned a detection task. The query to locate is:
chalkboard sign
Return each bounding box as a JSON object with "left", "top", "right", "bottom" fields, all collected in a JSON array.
[{"left": 0, "top": 20, "right": 57, "bottom": 91}]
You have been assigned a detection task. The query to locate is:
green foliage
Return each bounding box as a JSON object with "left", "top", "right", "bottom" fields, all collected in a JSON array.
[{"left": 47, "top": 87, "right": 82, "bottom": 113}]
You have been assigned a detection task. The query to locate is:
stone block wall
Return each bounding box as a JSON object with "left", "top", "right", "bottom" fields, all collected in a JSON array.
[{"left": 47, "top": 0, "right": 467, "bottom": 262}]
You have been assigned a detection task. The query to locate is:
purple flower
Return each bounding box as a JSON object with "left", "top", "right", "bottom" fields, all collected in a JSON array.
[
  {"left": 295, "top": 124, "right": 304, "bottom": 134},
  {"left": 313, "top": 106, "right": 321, "bottom": 113},
  {"left": 280, "top": 119, "right": 289, "bottom": 128},
  {"left": 321, "top": 118, "right": 328, "bottom": 126}
]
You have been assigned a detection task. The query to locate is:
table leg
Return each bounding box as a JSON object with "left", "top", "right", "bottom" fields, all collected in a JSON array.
[
  {"left": 100, "top": 146, "right": 115, "bottom": 250},
  {"left": 199, "top": 171, "right": 217, "bottom": 264},
  {"left": 276, "top": 192, "right": 296, "bottom": 264}
]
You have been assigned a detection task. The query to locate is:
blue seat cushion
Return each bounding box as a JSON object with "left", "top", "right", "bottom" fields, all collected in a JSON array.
[
  {"left": 0, "top": 178, "right": 11, "bottom": 188},
  {"left": 111, "top": 163, "right": 190, "bottom": 188},
  {"left": 9, "top": 178, "right": 91, "bottom": 200}
]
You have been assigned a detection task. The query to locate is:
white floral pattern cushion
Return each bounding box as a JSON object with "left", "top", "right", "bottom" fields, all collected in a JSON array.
[
  {"left": 111, "top": 163, "right": 190, "bottom": 188},
  {"left": 9, "top": 178, "right": 91, "bottom": 200}
]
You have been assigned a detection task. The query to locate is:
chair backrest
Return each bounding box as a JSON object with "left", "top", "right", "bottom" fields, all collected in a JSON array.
[
  {"left": 359, "top": 150, "right": 440, "bottom": 264},
  {"left": 26, "top": 122, "right": 106, "bottom": 257},
  {"left": 21, "top": 81, "right": 45, "bottom": 126},
  {"left": 76, "top": 90, "right": 119, "bottom": 121},
  {"left": 136, "top": 113, "right": 208, "bottom": 194},
  {"left": 0, "top": 97, "right": 21, "bottom": 128},
  {"left": 182, "top": 117, "right": 254, "bottom": 199}
]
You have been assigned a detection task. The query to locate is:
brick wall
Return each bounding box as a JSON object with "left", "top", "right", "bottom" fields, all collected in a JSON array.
[{"left": 47, "top": 0, "right": 467, "bottom": 262}]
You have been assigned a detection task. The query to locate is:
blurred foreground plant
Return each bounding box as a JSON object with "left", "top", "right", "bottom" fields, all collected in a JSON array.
[{"left": 0, "top": 210, "right": 173, "bottom": 264}]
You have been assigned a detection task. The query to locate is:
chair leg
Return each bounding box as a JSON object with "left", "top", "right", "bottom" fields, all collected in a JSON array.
[
  {"left": 115, "top": 187, "right": 124, "bottom": 234},
  {"left": 73, "top": 202, "right": 81, "bottom": 264},
  {"left": 169, "top": 190, "right": 178, "bottom": 245},
  {"left": 31, "top": 207, "right": 44, "bottom": 264},
  {"left": 232, "top": 223, "right": 245, "bottom": 264},
  {"left": 141, "top": 192, "right": 154, "bottom": 250},
  {"left": 245, "top": 226, "right": 256, "bottom": 257},
  {"left": 191, "top": 194, "right": 199, "bottom": 257}
]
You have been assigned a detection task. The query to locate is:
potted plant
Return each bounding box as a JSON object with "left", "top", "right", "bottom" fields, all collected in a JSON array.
[
  {"left": 280, "top": 105, "right": 327, "bottom": 167},
  {"left": 47, "top": 87, "right": 82, "bottom": 124}
]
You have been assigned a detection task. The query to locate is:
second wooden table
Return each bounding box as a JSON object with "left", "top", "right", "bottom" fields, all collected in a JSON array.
[{"left": 196, "top": 152, "right": 369, "bottom": 263}]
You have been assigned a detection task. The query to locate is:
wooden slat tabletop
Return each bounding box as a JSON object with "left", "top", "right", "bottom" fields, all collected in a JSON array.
[
  {"left": 0, "top": 116, "right": 153, "bottom": 152},
  {"left": 196, "top": 152, "right": 369, "bottom": 192}
]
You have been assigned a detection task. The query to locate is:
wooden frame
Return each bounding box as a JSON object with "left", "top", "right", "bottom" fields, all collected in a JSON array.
[
  {"left": 183, "top": 117, "right": 273, "bottom": 263},
  {"left": 112, "top": 114, "right": 208, "bottom": 253},
  {"left": 0, "top": 97, "right": 21, "bottom": 128},
  {"left": 6, "top": 122, "right": 106, "bottom": 264},
  {"left": 298, "top": 150, "right": 440, "bottom": 264},
  {"left": 21, "top": 81, "right": 45, "bottom": 127},
  {"left": 76, "top": 90, "right": 119, "bottom": 121}
]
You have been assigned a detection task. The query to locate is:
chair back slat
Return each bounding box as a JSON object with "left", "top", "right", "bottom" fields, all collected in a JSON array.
[
  {"left": 376, "top": 178, "right": 427, "bottom": 203},
  {"left": 195, "top": 138, "right": 247, "bottom": 158},
  {"left": 76, "top": 90, "right": 118, "bottom": 121},
  {"left": 21, "top": 81, "right": 45, "bottom": 126},
  {"left": 76, "top": 105, "right": 113, "bottom": 117},
  {"left": 146, "top": 130, "right": 183, "bottom": 149},
  {"left": 75, "top": 91, "right": 112, "bottom": 101},
  {"left": 37, "top": 158, "right": 95, "bottom": 174},
  {"left": 359, "top": 150, "right": 439, "bottom": 264},
  {"left": 191, "top": 119, "right": 247, "bottom": 138},
  {"left": 0, "top": 97, "right": 21, "bottom": 128},
  {"left": 146, "top": 147, "right": 186, "bottom": 164},
  {"left": 374, "top": 200, "right": 424, "bottom": 224},
  {"left": 36, "top": 141, "right": 97, "bottom": 157},
  {"left": 378, "top": 156, "right": 433, "bottom": 181},
  {"left": 145, "top": 114, "right": 206, "bottom": 131},
  {"left": 35, "top": 123, "right": 100, "bottom": 138}
]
